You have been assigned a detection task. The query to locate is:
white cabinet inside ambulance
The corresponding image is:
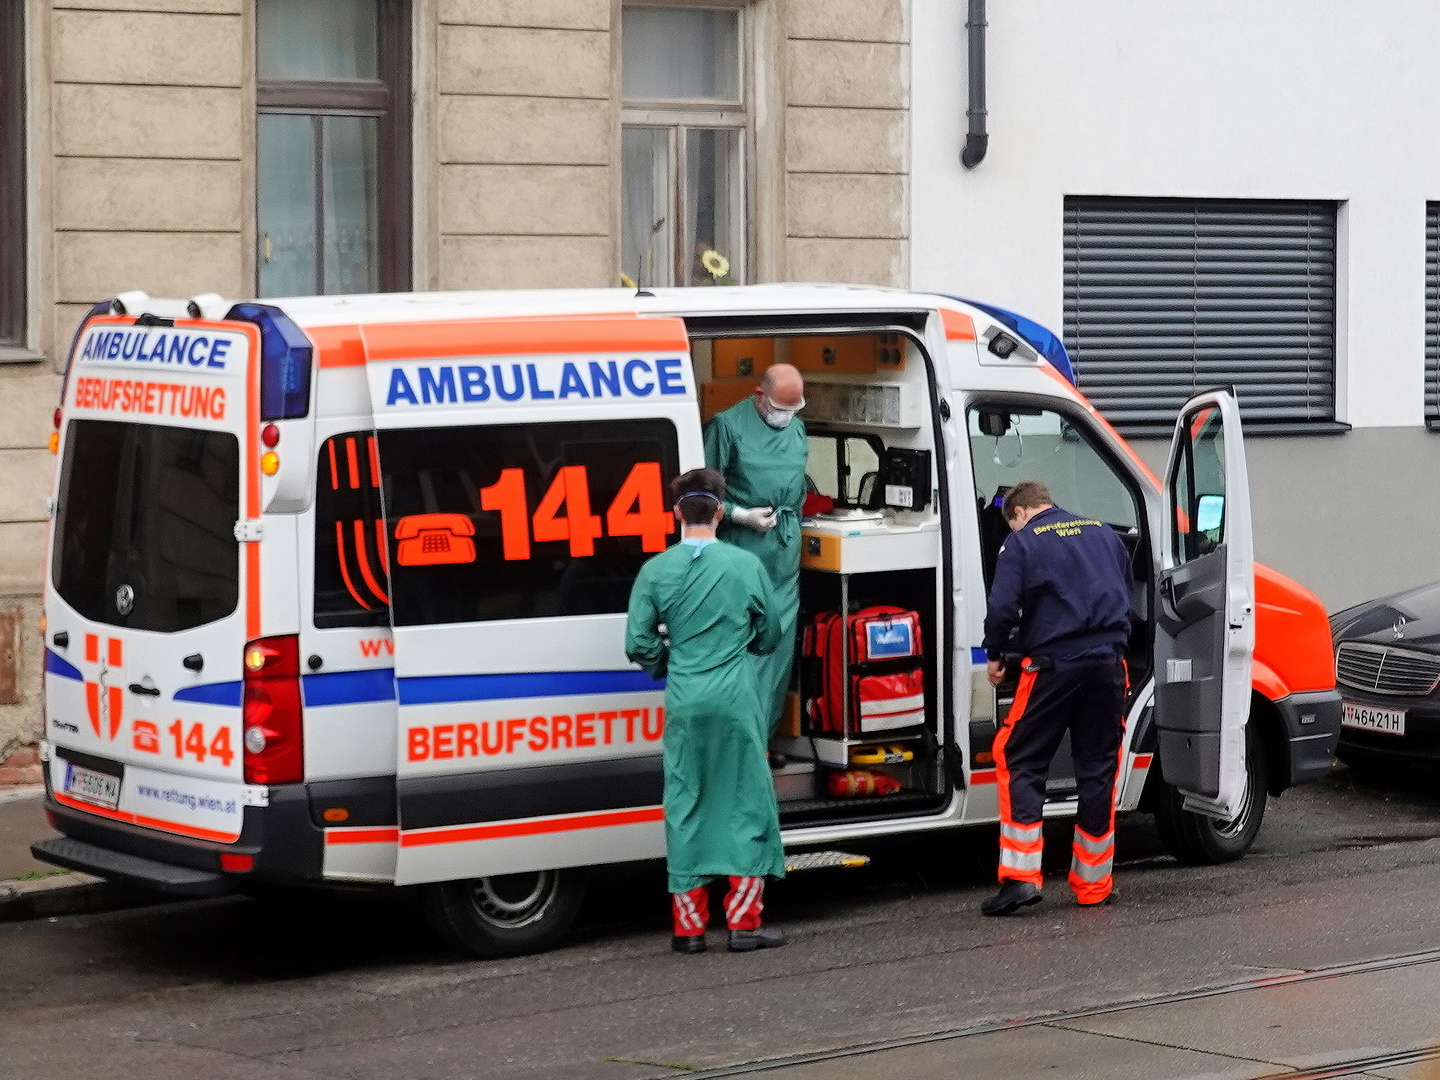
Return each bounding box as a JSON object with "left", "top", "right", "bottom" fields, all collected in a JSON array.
[{"left": 33, "top": 288, "right": 1342, "bottom": 959}]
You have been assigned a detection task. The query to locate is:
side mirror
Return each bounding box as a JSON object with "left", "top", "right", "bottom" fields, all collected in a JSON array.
[{"left": 978, "top": 410, "right": 1011, "bottom": 438}]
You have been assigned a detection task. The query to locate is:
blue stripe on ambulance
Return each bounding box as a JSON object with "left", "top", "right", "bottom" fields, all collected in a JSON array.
[
  {"left": 971, "top": 647, "right": 988, "bottom": 664},
  {"left": 45, "top": 649, "right": 82, "bottom": 682},
  {"left": 303, "top": 668, "right": 396, "bottom": 707},
  {"left": 174, "top": 681, "right": 242, "bottom": 707},
  {"left": 396, "top": 669, "right": 665, "bottom": 706}
]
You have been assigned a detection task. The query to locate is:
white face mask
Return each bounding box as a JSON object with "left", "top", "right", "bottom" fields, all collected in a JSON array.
[
  {"left": 761, "top": 394, "right": 804, "bottom": 429},
  {"left": 764, "top": 409, "right": 797, "bottom": 429}
]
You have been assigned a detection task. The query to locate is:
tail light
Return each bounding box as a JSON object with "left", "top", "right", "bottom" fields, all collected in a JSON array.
[{"left": 242, "top": 634, "right": 304, "bottom": 784}]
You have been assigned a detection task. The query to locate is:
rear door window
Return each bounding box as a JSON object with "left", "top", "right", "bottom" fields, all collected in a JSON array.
[
  {"left": 53, "top": 419, "right": 240, "bottom": 632},
  {"left": 380, "top": 418, "right": 681, "bottom": 626},
  {"left": 314, "top": 430, "right": 391, "bottom": 628}
]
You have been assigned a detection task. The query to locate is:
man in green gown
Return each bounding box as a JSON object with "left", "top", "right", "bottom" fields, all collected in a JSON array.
[
  {"left": 626, "top": 467, "right": 788, "bottom": 954},
  {"left": 703, "top": 363, "right": 808, "bottom": 740}
]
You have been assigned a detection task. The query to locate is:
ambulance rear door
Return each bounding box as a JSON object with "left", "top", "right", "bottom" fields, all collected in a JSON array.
[
  {"left": 1154, "top": 389, "right": 1255, "bottom": 820},
  {"left": 365, "top": 315, "right": 703, "bottom": 886},
  {"left": 45, "top": 314, "right": 260, "bottom": 844}
]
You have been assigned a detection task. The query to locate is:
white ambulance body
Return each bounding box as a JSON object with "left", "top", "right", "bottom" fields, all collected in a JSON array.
[{"left": 35, "top": 286, "right": 1341, "bottom": 956}]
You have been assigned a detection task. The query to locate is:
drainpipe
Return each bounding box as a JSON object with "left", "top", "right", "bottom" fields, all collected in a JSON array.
[{"left": 960, "top": 0, "right": 988, "bottom": 168}]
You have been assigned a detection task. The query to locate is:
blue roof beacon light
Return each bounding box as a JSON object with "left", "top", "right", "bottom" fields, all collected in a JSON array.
[
  {"left": 225, "top": 303, "right": 314, "bottom": 420},
  {"left": 949, "top": 296, "right": 1077, "bottom": 386}
]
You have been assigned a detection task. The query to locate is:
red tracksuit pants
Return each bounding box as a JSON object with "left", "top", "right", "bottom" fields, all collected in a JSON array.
[
  {"left": 993, "top": 657, "right": 1126, "bottom": 904},
  {"left": 672, "top": 876, "right": 765, "bottom": 936}
]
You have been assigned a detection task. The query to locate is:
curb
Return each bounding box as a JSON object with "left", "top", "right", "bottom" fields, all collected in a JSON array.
[{"left": 0, "top": 872, "right": 155, "bottom": 922}]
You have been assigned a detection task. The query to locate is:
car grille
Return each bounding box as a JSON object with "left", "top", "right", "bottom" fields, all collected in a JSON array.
[{"left": 1336, "top": 642, "right": 1440, "bottom": 697}]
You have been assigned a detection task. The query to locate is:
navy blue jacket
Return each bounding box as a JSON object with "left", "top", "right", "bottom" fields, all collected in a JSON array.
[{"left": 982, "top": 505, "right": 1133, "bottom": 664}]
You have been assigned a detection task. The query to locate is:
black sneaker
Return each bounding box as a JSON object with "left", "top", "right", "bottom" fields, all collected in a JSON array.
[
  {"left": 728, "top": 926, "right": 787, "bottom": 951},
  {"left": 672, "top": 934, "right": 707, "bottom": 954},
  {"left": 980, "top": 879, "right": 1043, "bottom": 916}
]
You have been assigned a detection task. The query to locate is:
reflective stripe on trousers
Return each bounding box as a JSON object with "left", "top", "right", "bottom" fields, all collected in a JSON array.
[
  {"left": 1068, "top": 825, "right": 1114, "bottom": 903},
  {"left": 993, "top": 668, "right": 1044, "bottom": 885},
  {"left": 998, "top": 820, "right": 1044, "bottom": 883}
]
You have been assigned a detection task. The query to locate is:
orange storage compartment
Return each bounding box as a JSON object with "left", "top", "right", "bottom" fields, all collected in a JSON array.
[
  {"left": 712, "top": 338, "right": 774, "bottom": 380},
  {"left": 700, "top": 379, "right": 758, "bottom": 424},
  {"left": 789, "top": 335, "right": 879, "bottom": 375}
]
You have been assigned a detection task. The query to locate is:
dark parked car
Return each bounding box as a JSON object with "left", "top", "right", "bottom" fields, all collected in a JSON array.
[{"left": 1330, "top": 582, "right": 1440, "bottom": 769}]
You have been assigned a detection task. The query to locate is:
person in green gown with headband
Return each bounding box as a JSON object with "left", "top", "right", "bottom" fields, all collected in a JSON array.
[
  {"left": 703, "top": 364, "right": 808, "bottom": 742},
  {"left": 625, "top": 467, "right": 788, "bottom": 954}
]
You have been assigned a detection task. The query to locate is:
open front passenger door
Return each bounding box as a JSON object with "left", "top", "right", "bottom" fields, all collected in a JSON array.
[{"left": 1154, "top": 390, "right": 1255, "bottom": 821}]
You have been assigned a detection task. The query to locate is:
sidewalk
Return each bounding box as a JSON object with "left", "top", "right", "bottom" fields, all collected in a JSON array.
[{"left": 0, "top": 784, "right": 149, "bottom": 920}]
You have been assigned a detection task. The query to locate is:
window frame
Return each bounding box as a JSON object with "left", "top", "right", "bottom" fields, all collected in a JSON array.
[
  {"left": 0, "top": 5, "right": 25, "bottom": 349},
  {"left": 255, "top": 0, "right": 411, "bottom": 296},
  {"left": 620, "top": 2, "right": 752, "bottom": 288}
]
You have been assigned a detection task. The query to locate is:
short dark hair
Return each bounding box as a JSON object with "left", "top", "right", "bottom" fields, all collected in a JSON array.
[
  {"left": 670, "top": 467, "right": 726, "bottom": 525},
  {"left": 1002, "top": 480, "right": 1053, "bottom": 521}
]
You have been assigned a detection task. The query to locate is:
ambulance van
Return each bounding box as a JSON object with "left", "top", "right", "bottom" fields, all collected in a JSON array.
[{"left": 33, "top": 285, "right": 1342, "bottom": 957}]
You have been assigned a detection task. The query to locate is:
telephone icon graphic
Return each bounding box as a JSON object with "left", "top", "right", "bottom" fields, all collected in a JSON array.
[{"left": 395, "top": 514, "right": 477, "bottom": 567}]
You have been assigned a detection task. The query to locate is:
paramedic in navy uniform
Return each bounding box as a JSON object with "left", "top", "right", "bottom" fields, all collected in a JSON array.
[{"left": 979, "top": 480, "right": 1133, "bottom": 916}]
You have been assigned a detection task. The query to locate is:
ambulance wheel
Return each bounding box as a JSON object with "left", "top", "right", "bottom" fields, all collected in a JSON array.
[
  {"left": 1154, "top": 726, "right": 1267, "bottom": 865},
  {"left": 424, "top": 869, "right": 585, "bottom": 958}
]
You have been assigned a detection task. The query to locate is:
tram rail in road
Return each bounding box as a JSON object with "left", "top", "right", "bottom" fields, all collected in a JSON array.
[{"left": 681, "top": 948, "right": 1440, "bottom": 1078}]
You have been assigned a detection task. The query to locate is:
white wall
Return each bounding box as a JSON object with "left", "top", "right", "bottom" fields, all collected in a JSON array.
[{"left": 910, "top": 0, "right": 1440, "bottom": 429}]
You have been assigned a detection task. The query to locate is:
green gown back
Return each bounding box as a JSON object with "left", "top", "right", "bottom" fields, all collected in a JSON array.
[{"left": 625, "top": 539, "right": 786, "bottom": 893}]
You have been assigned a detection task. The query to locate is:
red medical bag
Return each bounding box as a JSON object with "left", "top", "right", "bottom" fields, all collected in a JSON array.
[{"left": 802, "top": 606, "right": 926, "bottom": 736}]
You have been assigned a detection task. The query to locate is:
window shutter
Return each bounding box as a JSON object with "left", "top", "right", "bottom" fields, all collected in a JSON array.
[
  {"left": 1064, "top": 197, "right": 1337, "bottom": 436},
  {"left": 1427, "top": 202, "right": 1440, "bottom": 429}
]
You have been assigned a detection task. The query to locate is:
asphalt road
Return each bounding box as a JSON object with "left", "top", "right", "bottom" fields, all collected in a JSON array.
[{"left": 5, "top": 764, "right": 1440, "bottom": 1079}]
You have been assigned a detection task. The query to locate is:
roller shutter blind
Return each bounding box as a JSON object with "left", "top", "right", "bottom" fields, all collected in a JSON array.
[
  {"left": 1064, "top": 197, "right": 1338, "bottom": 437},
  {"left": 1427, "top": 203, "right": 1440, "bottom": 429}
]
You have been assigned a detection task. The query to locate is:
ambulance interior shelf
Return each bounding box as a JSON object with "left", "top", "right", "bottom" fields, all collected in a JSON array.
[{"left": 772, "top": 564, "right": 947, "bottom": 826}]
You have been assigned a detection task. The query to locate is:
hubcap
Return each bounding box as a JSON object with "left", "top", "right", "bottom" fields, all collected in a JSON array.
[{"left": 466, "top": 870, "right": 558, "bottom": 929}]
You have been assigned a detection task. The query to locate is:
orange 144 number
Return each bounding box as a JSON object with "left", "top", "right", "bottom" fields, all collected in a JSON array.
[
  {"left": 131, "top": 720, "right": 235, "bottom": 768},
  {"left": 479, "top": 461, "right": 673, "bottom": 561}
]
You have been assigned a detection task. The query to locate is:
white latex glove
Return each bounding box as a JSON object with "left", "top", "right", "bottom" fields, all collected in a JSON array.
[{"left": 730, "top": 505, "right": 779, "bottom": 532}]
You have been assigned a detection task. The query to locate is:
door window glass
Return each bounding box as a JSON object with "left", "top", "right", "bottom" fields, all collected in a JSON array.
[
  {"left": 1171, "top": 405, "right": 1227, "bottom": 563},
  {"left": 380, "top": 419, "right": 681, "bottom": 627},
  {"left": 53, "top": 420, "right": 240, "bottom": 632},
  {"left": 314, "top": 431, "right": 390, "bottom": 628},
  {"left": 968, "top": 407, "right": 1139, "bottom": 529}
]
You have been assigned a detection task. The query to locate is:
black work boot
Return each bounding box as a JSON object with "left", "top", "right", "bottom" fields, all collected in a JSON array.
[
  {"left": 671, "top": 934, "right": 707, "bottom": 954},
  {"left": 728, "top": 926, "right": 787, "bottom": 951},
  {"left": 980, "top": 878, "right": 1043, "bottom": 916}
]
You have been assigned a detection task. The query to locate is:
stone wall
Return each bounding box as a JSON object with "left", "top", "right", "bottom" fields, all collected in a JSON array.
[
  {"left": 434, "top": 0, "right": 617, "bottom": 289},
  {"left": 782, "top": 0, "right": 908, "bottom": 286}
]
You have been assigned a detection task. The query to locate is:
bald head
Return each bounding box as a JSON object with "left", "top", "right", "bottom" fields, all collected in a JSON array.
[{"left": 759, "top": 363, "right": 804, "bottom": 409}]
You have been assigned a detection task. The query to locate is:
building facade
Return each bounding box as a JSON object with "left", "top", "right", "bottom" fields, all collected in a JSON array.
[
  {"left": 911, "top": 0, "right": 1440, "bottom": 615},
  {"left": 0, "top": 0, "right": 910, "bottom": 764},
  {"left": 7, "top": 0, "right": 1434, "bottom": 766}
]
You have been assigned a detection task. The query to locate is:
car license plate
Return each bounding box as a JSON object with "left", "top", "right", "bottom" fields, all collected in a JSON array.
[
  {"left": 63, "top": 763, "right": 121, "bottom": 810},
  {"left": 1342, "top": 701, "right": 1406, "bottom": 736}
]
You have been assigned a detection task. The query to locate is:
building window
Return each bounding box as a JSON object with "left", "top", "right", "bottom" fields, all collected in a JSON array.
[
  {"left": 1064, "top": 197, "right": 1339, "bottom": 436},
  {"left": 0, "top": 5, "right": 25, "bottom": 348},
  {"left": 256, "top": 0, "right": 409, "bottom": 297},
  {"left": 1427, "top": 203, "right": 1440, "bottom": 430},
  {"left": 620, "top": 5, "right": 746, "bottom": 289}
]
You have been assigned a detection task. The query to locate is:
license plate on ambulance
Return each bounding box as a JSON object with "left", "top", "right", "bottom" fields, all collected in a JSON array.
[
  {"left": 63, "top": 762, "right": 121, "bottom": 810},
  {"left": 1342, "top": 702, "right": 1406, "bottom": 736}
]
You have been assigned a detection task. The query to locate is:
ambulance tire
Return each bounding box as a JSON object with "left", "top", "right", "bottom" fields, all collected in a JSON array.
[
  {"left": 1154, "top": 726, "right": 1267, "bottom": 865},
  {"left": 424, "top": 868, "right": 586, "bottom": 958}
]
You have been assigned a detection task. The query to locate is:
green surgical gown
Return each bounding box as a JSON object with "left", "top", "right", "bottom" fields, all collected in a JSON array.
[
  {"left": 625, "top": 539, "right": 786, "bottom": 894},
  {"left": 704, "top": 398, "right": 808, "bottom": 733}
]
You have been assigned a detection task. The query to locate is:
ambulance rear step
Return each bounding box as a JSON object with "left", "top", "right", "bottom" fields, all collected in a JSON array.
[
  {"left": 784, "top": 850, "right": 871, "bottom": 873},
  {"left": 31, "top": 837, "right": 234, "bottom": 897}
]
